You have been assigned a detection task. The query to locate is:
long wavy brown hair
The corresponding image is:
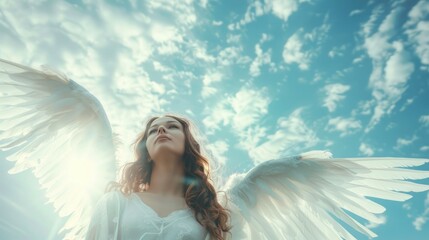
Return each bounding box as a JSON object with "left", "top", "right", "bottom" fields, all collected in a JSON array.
[{"left": 108, "top": 114, "right": 231, "bottom": 239}]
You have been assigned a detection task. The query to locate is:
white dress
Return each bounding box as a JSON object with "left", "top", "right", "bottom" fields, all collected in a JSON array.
[{"left": 85, "top": 191, "right": 209, "bottom": 240}]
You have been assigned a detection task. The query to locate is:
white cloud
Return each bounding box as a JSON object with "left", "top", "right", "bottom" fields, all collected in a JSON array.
[
  {"left": 365, "top": 214, "right": 387, "bottom": 229},
  {"left": 419, "top": 115, "right": 429, "bottom": 126},
  {"left": 404, "top": 0, "right": 429, "bottom": 65},
  {"left": 229, "top": 0, "right": 307, "bottom": 30},
  {"left": 420, "top": 146, "right": 429, "bottom": 151},
  {"left": 325, "top": 140, "right": 334, "bottom": 147},
  {"left": 413, "top": 192, "right": 429, "bottom": 231},
  {"left": 217, "top": 46, "right": 250, "bottom": 66},
  {"left": 229, "top": 87, "right": 271, "bottom": 132},
  {"left": 153, "top": 61, "right": 170, "bottom": 72},
  {"left": 350, "top": 9, "right": 364, "bottom": 17},
  {"left": 361, "top": 5, "right": 384, "bottom": 37},
  {"left": 365, "top": 41, "right": 414, "bottom": 132},
  {"left": 249, "top": 108, "right": 319, "bottom": 164},
  {"left": 268, "top": 0, "right": 300, "bottom": 21},
  {"left": 163, "top": 71, "right": 197, "bottom": 94},
  {"left": 328, "top": 44, "right": 347, "bottom": 58},
  {"left": 353, "top": 55, "right": 365, "bottom": 64},
  {"left": 201, "top": 71, "right": 223, "bottom": 98},
  {"left": 399, "top": 98, "right": 415, "bottom": 112},
  {"left": 150, "top": 24, "right": 180, "bottom": 43},
  {"left": 323, "top": 83, "right": 351, "bottom": 112},
  {"left": 283, "top": 20, "right": 330, "bottom": 70},
  {"left": 259, "top": 33, "right": 272, "bottom": 44},
  {"left": 352, "top": 100, "right": 373, "bottom": 116},
  {"left": 426, "top": 193, "right": 429, "bottom": 207},
  {"left": 202, "top": 85, "right": 271, "bottom": 136},
  {"left": 304, "top": 19, "right": 330, "bottom": 45},
  {"left": 157, "top": 42, "right": 180, "bottom": 55},
  {"left": 312, "top": 72, "right": 323, "bottom": 82},
  {"left": 199, "top": 0, "right": 208, "bottom": 8},
  {"left": 326, "top": 117, "right": 362, "bottom": 137},
  {"left": 205, "top": 140, "right": 229, "bottom": 166},
  {"left": 226, "top": 34, "right": 241, "bottom": 44},
  {"left": 360, "top": 4, "right": 415, "bottom": 133},
  {"left": 202, "top": 71, "right": 223, "bottom": 85},
  {"left": 394, "top": 135, "right": 418, "bottom": 150},
  {"left": 283, "top": 31, "right": 310, "bottom": 70},
  {"left": 384, "top": 42, "right": 415, "bottom": 86},
  {"left": 250, "top": 44, "right": 272, "bottom": 77},
  {"left": 413, "top": 216, "right": 428, "bottom": 231},
  {"left": 190, "top": 41, "right": 216, "bottom": 63},
  {"left": 202, "top": 85, "right": 278, "bottom": 164},
  {"left": 202, "top": 100, "right": 234, "bottom": 135},
  {"left": 403, "top": 202, "right": 412, "bottom": 211},
  {"left": 359, "top": 143, "right": 375, "bottom": 156},
  {"left": 147, "top": 1, "right": 197, "bottom": 27}
]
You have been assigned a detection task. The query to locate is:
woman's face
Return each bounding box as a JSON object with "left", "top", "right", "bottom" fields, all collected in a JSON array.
[{"left": 145, "top": 116, "right": 186, "bottom": 162}]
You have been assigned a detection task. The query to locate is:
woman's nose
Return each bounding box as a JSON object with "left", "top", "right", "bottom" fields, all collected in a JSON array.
[{"left": 157, "top": 126, "right": 166, "bottom": 133}]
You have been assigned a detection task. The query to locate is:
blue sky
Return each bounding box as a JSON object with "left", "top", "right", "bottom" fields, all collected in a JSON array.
[{"left": 1, "top": 0, "right": 429, "bottom": 239}]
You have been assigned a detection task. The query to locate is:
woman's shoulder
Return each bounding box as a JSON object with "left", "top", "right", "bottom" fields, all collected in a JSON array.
[{"left": 96, "top": 190, "right": 128, "bottom": 206}]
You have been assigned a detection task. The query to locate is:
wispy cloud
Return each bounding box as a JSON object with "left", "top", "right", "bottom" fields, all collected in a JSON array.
[
  {"left": 365, "top": 41, "right": 415, "bottom": 132},
  {"left": 323, "top": 83, "right": 351, "bottom": 112},
  {"left": 326, "top": 116, "right": 362, "bottom": 137},
  {"left": 419, "top": 115, "right": 429, "bottom": 127},
  {"left": 283, "top": 30, "right": 311, "bottom": 70},
  {"left": 394, "top": 135, "right": 418, "bottom": 150},
  {"left": 203, "top": 88, "right": 319, "bottom": 165},
  {"left": 365, "top": 214, "right": 387, "bottom": 229},
  {"left": 359, "top": 143, "right": 375, "bottom": 156},
  {"left": 413, "top": 192, "right": 429, "bottom": 231},
  {"left": 361, "top": 5, "right": 384, "bottom": 37},
  {"left": 202, "top": 85, "right": 271, "bottom": 136},
  {"left": 420, "top": 146, "right": 429, "bottom": 152},
  {"left": 328, "top": 44, "right": 347, "bottom": 58},
  {"left": 414, "top": 216, "right": 428, "bottom": 231},
  {"left": 206, "top": 140, "right": 229, "bottom": 167},
  {"left": 350, "top": 9, "right": 364, "bottom": 17},
  {"left": 228, "top": 0, "right": 308, "bottom": 30},
  {"left": 217, "top": 46, "right": 250, "bottom": 66},
  {"left": 249, "top": 108, "right": 319, "bottom": 164},
  {"left": 202, "top": 85, "right": 277, "bottom": 165},
  {"left": 250, "top": 43, "right": 272, "bottom": 77},
  {"left": 202, "top": 71, "right": 223, "bottom": 98},
  {"left": 403, "top": 202, "right": 412, "bottom": 211},
  {"left": 399, "top": 98, "right": 415, "bottom": 112},
  {"left": 283, "top": 18, "right": 330, "bottom": 70},
  {"left": 228, "top": 87, "right": 271, "bottom": 133},
  {"left": 360, "top": 4, "right": 415, "bottom": 133},
  {"left": 404, "top": 0, "right": 429, "bottom": 66}
]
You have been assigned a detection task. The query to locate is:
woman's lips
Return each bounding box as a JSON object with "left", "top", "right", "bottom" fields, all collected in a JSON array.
[{"left": 156, "top": 137, "right": 170, "bottom": 142}]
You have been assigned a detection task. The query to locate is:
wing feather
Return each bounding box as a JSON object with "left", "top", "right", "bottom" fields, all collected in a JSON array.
[
  {"left": 0, "top": 58, "right": 118, "bottom": 239},
  {"left": 224, "top": 150, "right": 429, "bottom": 239}
]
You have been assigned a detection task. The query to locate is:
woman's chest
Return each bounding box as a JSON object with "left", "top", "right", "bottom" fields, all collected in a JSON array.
[{"left": 119, "top": 195, "right": 208, "bottom": 240}]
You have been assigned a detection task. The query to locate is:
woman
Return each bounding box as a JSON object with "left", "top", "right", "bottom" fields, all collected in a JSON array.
[{"left": 85, "top": 114, "right": 231, "bottom": 240}]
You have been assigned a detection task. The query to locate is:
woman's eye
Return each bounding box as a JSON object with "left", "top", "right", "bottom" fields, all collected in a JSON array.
[{"left": 149, "top": 125, "right": 178, "bottom": 134}]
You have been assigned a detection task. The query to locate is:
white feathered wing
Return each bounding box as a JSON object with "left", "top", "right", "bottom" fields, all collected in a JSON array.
[
  {"left": 0, "top": 58, "right": 118, "bottom": 239},
  {"left": 222, "top": 150, "right": 429, "bottom": 240}
]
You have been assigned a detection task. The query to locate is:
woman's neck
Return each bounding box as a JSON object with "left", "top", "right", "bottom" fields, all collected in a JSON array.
[{"left": 146, "top": 160, "right": 185, "bottom": 197}]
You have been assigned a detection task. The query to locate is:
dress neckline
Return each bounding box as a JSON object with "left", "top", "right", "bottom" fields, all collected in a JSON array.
[{"left": 131, "top": 192, "right": 191, "bottom": 219}]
